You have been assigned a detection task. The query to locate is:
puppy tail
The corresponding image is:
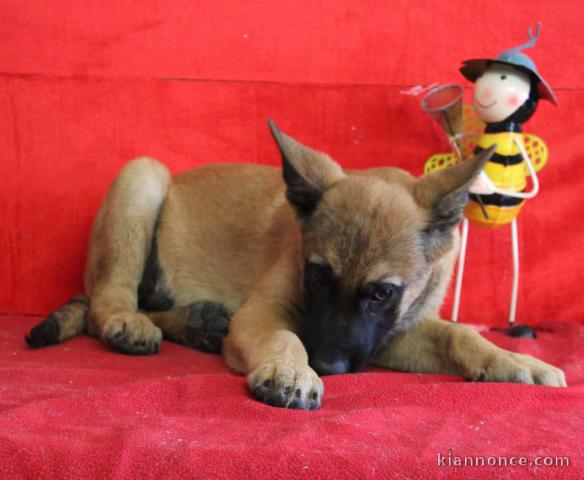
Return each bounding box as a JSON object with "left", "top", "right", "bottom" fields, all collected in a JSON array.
[{"left": 25, "top": 295, "right": 89, "bottom": 348}]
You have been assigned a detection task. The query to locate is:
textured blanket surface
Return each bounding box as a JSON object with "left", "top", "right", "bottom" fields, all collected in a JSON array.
[{"left": 1, "top": 315, "right": 582, "bottom": 479}]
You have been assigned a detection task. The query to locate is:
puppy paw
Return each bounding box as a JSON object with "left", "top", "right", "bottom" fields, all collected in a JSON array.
[
  {"left": 249, "top": 362, "right": 323, "bottom": 410},
  {"left": 26, "top": 314, "right": 60, "bottom": 348},
  {"left": 103, "top": 312, "right": 162, "bottom": 355},
  {"left": 474, "top": 351, "right": 567, "bottom": 387},
  {"left": 183, "top": 301, "right": 230, "bottom": 353}
]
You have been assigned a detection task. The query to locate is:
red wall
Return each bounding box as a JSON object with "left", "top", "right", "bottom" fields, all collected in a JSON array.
[{"left": 1, "top": 1, "right": 583, "bottom": 326}]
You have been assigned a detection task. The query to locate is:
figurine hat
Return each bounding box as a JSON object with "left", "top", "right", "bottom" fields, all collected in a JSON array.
[{"left": 460, "top": 23, "right": 557, "bottom": 105}]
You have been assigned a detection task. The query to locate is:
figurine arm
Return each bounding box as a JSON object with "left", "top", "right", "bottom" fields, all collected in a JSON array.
[
  {"left": 468, "top": 138, "right": 540, "bottom": 198},
  {"left": 500, "top": 136, "right": 539, "bottom": 199}
]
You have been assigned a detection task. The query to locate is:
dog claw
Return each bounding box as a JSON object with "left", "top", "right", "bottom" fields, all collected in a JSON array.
[
  {"left": 288, "top": 398, "right": 306, "bottom": 410},
  {"left": 473, "top": 351, "right": 567, "bottom": 387},
  {"left": 103, "top": 313, "right": 162, "bottom": 355},
  {"left": 248, "top": 363, "right": 323, "bottom": 410}
]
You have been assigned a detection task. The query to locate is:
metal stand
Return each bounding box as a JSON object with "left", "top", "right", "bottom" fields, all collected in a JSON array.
[
  {"left": 452, "top": 218, "right": 536, "bottom": 338},
  {"left": 452, "top": 219, "right": 519, "bottom": 326},
  {"left": 451, "top": 218, "right": 469, "bottom": 323},
  {"left": 509, "top": 219, "right": 519, "bottom": 326}
]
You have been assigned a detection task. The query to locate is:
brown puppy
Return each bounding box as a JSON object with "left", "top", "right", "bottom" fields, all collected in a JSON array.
[{"left": 26, "top": 120, "right": 566, "bottom": 410}]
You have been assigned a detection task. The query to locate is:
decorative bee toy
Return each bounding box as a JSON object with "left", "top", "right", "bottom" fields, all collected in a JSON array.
[{"left": 421, "top": 24, "right": 556, "bottom": 337}]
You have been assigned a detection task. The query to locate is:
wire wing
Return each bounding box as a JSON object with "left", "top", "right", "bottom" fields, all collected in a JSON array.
[
  {"left": 523, "top": 134, "right": 548, "bottom": 173},
  {"left": 424, "top": 153, "right": 459, "bottom": 174}
]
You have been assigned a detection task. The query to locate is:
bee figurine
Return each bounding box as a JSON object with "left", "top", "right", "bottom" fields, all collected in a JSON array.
[{"left": 423, "top": 24, "right": 557, "bottom": 337}]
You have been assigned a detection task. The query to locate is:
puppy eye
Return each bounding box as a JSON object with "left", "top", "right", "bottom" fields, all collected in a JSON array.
[
  {"left": 372, "top": 284, "right": 395, "bottom": 302},
  {"left": 500, "top": 74, "right": 507, "bottom": 80}
]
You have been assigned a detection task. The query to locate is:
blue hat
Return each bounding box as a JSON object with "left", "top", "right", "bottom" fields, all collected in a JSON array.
[{"left": 460, "top": 23, "right": 557, "bottom": 105}]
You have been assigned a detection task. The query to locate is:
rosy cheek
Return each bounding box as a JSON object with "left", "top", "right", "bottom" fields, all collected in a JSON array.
[{"left": 506, "top": 93, "right": 520, "bottom": 109}]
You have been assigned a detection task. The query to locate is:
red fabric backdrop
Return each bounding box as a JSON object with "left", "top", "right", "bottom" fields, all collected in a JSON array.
[
  {"left": 1, "top": 1, "right": 583, "bottom": 478},
  {"left": 1, "top": 0, "right": 584, "bottom": 326}
]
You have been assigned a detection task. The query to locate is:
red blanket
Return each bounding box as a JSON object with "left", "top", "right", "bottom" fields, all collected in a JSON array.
[{"left": 1, "top": 315, "right": 582, "bottom": 478}]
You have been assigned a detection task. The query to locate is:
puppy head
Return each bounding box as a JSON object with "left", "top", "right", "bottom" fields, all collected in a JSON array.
[{"left": 269, "top": 120, "right": 493, "bottom": 375}]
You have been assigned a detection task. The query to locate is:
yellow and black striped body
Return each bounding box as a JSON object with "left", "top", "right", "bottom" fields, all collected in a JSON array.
[{"left": 465, "top": 132, "right": 528, "bottom": 229}]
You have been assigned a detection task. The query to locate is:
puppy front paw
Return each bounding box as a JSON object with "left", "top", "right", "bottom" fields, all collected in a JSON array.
[
  {"left": 248, "top": 361, "right": 324, "bottom": 410},
  {"left": 474, "top": 350, "right": 567, "bottom": 387},
  {"left": 103, "top": 312, "right": 162, "bottom": 355}
]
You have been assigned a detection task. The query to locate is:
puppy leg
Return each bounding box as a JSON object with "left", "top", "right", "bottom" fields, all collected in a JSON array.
[
  {"left": 225, "top": 310, "right": 323, "bottom": 410},
  {"left": 372, "top": 318, "right": 566, "bottom": 387},
  {"left": 147, "top": 301, "right": 231, "bottom": 353},
  {"left": 85, "top": 158, "right": 170, "bottom": 355},
  {"left": 222, "top": 255, "right": 323, "bottom": 410},
  {"left": 26, "top": 295, "right": 89, "bottom": 348}
]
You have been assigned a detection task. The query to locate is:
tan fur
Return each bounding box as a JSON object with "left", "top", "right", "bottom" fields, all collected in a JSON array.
[
  {"left": 84, "top": 157, "right": 169, "bottom": 348},
  {"left": 52, "top": 296, "right": 89, "bottom": 341},
  {"left": 372, "top": 318, "right": 566, "bottom": 386},
  {"left": 28, "top": 124, "right": 566, "bottom": 410}
]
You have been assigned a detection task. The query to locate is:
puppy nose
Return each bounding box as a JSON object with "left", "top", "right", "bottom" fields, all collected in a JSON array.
[{"left": 311, "top": 357, "right": 350, "bottom": 376}]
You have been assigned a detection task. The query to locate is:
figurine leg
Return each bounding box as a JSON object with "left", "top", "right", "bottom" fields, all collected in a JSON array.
[
  {"left": 509, "top": 218, "right": 519, "bottom": 326},
  {"left": 495, "top": 219, "right": 536, "bottom": 338},
  {"left": 451, "top": 218, "right": 469, "bottom": 323}
]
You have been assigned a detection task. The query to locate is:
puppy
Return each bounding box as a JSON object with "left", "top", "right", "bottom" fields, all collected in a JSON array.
[{"left": 26, "top": 120, "right": 566, "bottom": 410}]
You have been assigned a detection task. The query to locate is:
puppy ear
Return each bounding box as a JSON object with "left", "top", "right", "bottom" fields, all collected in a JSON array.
[
  {"left": 413, "top": 145, "right": 496, "bottom": 259},
  {"left": 269, "top": 119, "right": 345, "bottom": 217}
]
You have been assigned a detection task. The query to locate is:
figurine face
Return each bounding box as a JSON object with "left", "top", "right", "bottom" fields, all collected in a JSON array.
[{"left": 473, "top": 64, "right": 531, "bottom": 123}]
